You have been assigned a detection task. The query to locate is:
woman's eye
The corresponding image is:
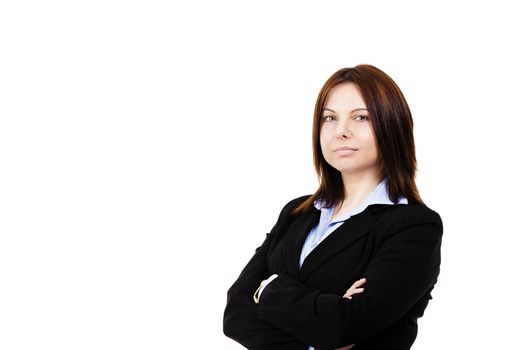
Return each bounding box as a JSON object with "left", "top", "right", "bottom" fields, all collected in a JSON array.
[
  {"left": 354, "top": 114, "right": 369, "bottom": 121},
  {"left": 322, "top": 115, "right": 335, "bottom": 122}
]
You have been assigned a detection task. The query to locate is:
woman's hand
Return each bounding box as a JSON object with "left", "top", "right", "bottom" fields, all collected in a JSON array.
[{"left": 343, "top": 278, "right": 366, "bottom": 299}]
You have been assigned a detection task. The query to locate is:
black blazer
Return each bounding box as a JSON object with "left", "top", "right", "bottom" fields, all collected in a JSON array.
[{"left": 224, "top": 195, "right": 443, "bottom": 350}]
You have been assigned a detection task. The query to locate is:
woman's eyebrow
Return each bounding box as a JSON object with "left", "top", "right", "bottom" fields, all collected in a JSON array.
[{"left": 322, "top": 107, "right": 368, "bottom": 113}]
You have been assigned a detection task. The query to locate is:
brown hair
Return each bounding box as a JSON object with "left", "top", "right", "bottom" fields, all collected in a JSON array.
[{"left": 292, "top": 64, "right": 423, "bottom": 216}]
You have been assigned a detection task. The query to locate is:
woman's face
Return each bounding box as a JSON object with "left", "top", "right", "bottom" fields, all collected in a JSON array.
[{"left": 320, "top": 82, "right": 381, "bottom": 178}]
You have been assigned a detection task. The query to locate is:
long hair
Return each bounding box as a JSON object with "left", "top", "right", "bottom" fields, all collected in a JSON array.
[{"left": 292, "top": 64, "right": 423, "bottom": 216}]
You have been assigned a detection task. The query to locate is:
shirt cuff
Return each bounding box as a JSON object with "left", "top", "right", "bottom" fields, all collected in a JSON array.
[{"left": 258, "top": 274, "right": 278, "bottom": 299}]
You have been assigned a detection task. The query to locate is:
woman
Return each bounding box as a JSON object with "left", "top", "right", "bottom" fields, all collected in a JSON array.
[{"left": 223, "top": 64, "right": 443, "bottom": 350}]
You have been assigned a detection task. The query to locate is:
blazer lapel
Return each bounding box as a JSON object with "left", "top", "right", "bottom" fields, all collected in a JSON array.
[
  {"left": 298, "top": 208, "right": 374, "bottom": 281},
  {"left": 284, "top": 207, "right": 321, "bottom": 279}
]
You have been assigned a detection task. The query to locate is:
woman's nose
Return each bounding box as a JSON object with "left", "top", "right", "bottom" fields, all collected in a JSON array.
[{"left": 335, "top": 121, "right": 352, "bottom": 139}]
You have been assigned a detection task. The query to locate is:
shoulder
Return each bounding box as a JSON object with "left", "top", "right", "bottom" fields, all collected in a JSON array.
[
  {"left": 268, "top": 194, "right": 312, "bottom": 228},
  {"left": 265, "top": 195, "right": 312, "bottom": 252},
  {"left": 373, "top": 203, "right": 443, "bottom": 237},
  {"left": 278, "top": 194, "right": 312, "bottom": 216}
]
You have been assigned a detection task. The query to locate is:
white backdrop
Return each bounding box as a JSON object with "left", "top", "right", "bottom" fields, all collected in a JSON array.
[{"left": 1, "top": 1, "right": 524, "bottom": 349}]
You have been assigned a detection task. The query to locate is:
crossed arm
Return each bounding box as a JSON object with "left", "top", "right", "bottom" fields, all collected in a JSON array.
[
  {"left": 223, "top": 231, "right": 306, "bottom": 349},
  {"left": 224, "top": 232, "right": 365, "bottom": 350},
  {"left": 224, "top": 204, "right": 442, "bottom": 349}
]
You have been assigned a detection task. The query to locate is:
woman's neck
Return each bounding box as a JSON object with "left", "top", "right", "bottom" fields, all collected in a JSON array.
[{"left": 339, "top": 171, "right": 383, "bottom": 209}]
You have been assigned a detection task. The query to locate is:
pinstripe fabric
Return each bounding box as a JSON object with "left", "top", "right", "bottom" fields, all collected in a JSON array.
[
  {"left": 224, "top": 192, "right": 442, "bottom": 350},
  {"left": 299, "top": 179, "right": 407, "bottom": 350}
]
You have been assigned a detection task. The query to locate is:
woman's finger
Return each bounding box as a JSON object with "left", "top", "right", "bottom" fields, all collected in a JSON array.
[
  {"left": 343, "top": 287, "right": 365, "bottom": 298},
  {"left": 343, "top": 278, "right": 367, "bottom": 299},
  {"left": 351, "top": 278, "right": 367, "bottom": 288},
  {"left": 344, "top": 278, "right": 367, "bottom": 295}
]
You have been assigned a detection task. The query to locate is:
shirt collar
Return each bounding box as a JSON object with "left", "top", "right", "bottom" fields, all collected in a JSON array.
[{"left": 313, "top": 178, "right": 408, "bottom": 212}]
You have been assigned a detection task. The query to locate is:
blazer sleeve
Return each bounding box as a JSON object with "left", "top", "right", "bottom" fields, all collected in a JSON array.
[
  {"left": 256, "top": 205, "right": 443, "bottom": 350},
  {"left": 223, "top": 197, "right": 309, "bottom": 350}
]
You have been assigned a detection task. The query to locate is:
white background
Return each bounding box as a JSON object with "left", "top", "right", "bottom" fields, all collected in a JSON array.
[{"left": 1, "top": 1, "right": 524, "bottom": 349}]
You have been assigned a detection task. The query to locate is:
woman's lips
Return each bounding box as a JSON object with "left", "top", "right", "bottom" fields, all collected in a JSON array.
[
  {"left": 334, "top": 147, "right": 357, "bottom": 155},
  {"left": 334, "top": 147, "right": 357, "bottom": 152}
]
